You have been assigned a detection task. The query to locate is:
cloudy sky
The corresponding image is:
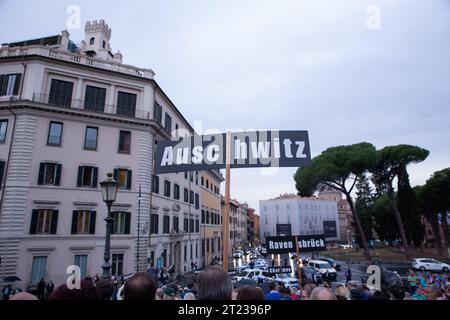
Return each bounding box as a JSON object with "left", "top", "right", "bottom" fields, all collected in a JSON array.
[{"left": 1, "top": 0, "right": 449, "bottom": 210}]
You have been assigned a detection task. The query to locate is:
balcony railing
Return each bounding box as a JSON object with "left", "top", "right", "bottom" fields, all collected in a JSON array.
[
  {"left": 0, "top": 45, "right": 154, "bottom": 79},
  {"left": 32, "top": 93, "right": 152, "bottom": 120}
]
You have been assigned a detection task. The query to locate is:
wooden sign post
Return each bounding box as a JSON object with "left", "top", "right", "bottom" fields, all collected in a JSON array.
[{"left": 222, "top": 131, "right": 232, "bottom": 272}]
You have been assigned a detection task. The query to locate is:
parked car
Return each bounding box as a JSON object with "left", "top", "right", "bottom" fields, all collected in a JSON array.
[
  {"left": 236, "top": 259, "right": 267, "bottom": 272},
  {"left": 301, "top": 266, "right": 322, "bottom": 284},
  {"left": 317, "top": 257, "right": 341, "bottom": 271},
  {"left": 233, "top": 250, "right": 244, "bottom": 259},
  {"left": 274, "top": 273, "right": 299, "bottom": 288},
  {"left": 412, "top": 258, "right": 450, "bottom": 272},
  {"left": 307, "top": 260, "right": 337, "bottom": 280}
]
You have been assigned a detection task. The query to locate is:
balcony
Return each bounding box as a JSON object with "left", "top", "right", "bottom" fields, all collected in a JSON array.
[
  {"left": 0, "top": 45, "right": 154, "bottom": 79},
  {"left": 32, "top": 93, "right": 152, "bottom": 120}
]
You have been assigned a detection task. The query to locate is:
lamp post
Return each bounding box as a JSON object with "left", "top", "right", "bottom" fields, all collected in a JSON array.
[{"left": 100, "top": 173, "right": 118, "bottom": 280}]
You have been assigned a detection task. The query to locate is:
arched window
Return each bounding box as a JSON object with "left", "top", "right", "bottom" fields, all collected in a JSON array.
[
  {"left": 102, "top": 40, "right": 106, "bottom": 49},
  {"left": 89, "top": 37, "right": 95, "bottom": 45}
]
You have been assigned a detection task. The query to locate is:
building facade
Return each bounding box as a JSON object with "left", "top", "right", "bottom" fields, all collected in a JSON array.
[
  {"left": 200, "top": 170, "right": 223, "bottom": 268},
  {"left": 259, "top": 194, "right": 340, "bottom": 245},
  {"left": 0, "top": 20, "right": 201, "bottom": 287}
]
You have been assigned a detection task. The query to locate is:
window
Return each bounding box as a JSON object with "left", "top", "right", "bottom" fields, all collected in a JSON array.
[
  {"left": 150, "top": 214, "right": 159, "bottom": 234},
  {"left": 173, "top": 216, "right": 179, "bottom": 232},
  {"left": 190, "top": 218, "right": 194, "bottom": 233},
  {"left": 195, "top": 193, "right": 199, "bottom": 209},
  {"left": 184, "top": 245, "right": 187, "bottom": 262},
  {"left": 184, "top": 188, "right": 189, "bottom": 203},
  {"left": 30, "top": 256, "right": 47, "bottom": 284},
  {"left": 102, "top": 40, "right": 106, "bottom": 49},
  {"left": 47, "top": 121, "right": 62, "bottom": 146},
  {"left": 77, "top": 166, "right": 98, "bottom": 188},
  {"left": 164, "top": 180, "right": 171, "bottom": 197},
  {"left": 184, "top": 218, "right": 188, "bottom": 233},
  {"left": 174, "top": 184, "right": 180, "bottom": 200},
  {"left": 152, "top": 175, "right": 159, "bottom": 194},
  {"left": 153, "top": 102, "right": 162, "bottom": 124},
  {"left": 190, "top": 191, "right": 194, "bottom": 204},
  {"left": 206, "top": 211, "right": 210, "bottom": 224},
  {"left": 37, "top": 162, "right": 62, "bottom": 186},
  {"left": 89, "top": 37, "right": 95, "bottom": 45},
  {"left": 184, "top": 172, "right": 188, "bottom": 180},
  {"left": 113, "top": 211, "right": 131, "bottom": 234},
  {"left": 112, "top": 254, "right": 124, "bottom": 276},
  {"left": 74, "top": 255, "right": 88, "bottom": 278},
  {"left": 71, "top": 210, "right": 96, "bottom": 234},
  {"left": 164, "top": 113, "right": 172, "bottom": 133},
  {"left": 118, "top": 131, "right": 131, "bottom": 154},
  {"left": 163, "top": 215, "right": 170, "bottom": 234},
  {"left": 201, "top": 176, "right": 204, "bottom": 186},
  {"left": 48, "top": 79, "right": 74, "bottom": 107},
  {"left": 113, "top": 168, "right": 132, "bottom": 190},
  {"left": 195, "top": 219, "right": 199, "bottom": 233},
  {"left": 0, "top": 73, "right": 21, "bottom": 96},
  {"left": 84, "top": 85, "right": 106, "bottom": 112},
  {"left": 206, "top": 180, "right": 209, "bottom": 189},
  {"left": 117, "top": 91, "right": 136, "bottom": 117},
  {"left": 195, "top": 172, "right": 198, "bottom": 185},
  {"left": 84, "top": 126, "right": 98, "bottom": 150},
  {"left": 0, "top": 119, "right": 8, "bottom": 144},
  {"left": 0, "top": 160, "right": 5, "bottom": 190},
  {"left": 29, "top": 209, "right": 58, "bottom": 234}
]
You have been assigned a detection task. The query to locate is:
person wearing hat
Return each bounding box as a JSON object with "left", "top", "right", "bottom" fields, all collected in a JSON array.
[{"left": 163, "top": 287, "right": 177, "bottom": 300}]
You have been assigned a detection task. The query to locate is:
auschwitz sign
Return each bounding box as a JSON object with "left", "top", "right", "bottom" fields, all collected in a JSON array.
[
  {"left": 154, "top": 130, "right": 311, "bottom": 174},
  {"left": 266, "top": 235, "right": 327, "bottom": 254}
]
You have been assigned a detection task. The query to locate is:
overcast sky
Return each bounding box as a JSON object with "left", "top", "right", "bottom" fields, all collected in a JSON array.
[{"left": 1, "top": 0, "right": 449, "bottom": 211}]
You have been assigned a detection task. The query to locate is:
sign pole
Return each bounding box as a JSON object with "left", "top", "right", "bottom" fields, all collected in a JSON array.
[
  {"left": 222, "top": 131, "right": 232, "bottom": 273},
  {"left": 295, "top": 235, "right": 303, "bottom": 289}
]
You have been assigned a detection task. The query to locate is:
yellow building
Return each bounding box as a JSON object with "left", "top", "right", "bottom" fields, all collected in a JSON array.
[{"left": 200, "top": 170, "right": 224, "bottom": 267}]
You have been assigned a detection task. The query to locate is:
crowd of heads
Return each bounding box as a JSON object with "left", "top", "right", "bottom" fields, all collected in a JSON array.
[{"left": 2, "top": 266, "right": 449, "bottom": 301}]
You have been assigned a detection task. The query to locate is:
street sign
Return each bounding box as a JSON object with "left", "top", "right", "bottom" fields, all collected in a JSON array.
[
  {"left": 268, "top": 266, "right": 292, "bottom": 274},
  {"left": 154, "top": 130, "right": 311, "bottom": 174},
  {"left": 266, "top": 235, "right": 327, "bottom": 254}
]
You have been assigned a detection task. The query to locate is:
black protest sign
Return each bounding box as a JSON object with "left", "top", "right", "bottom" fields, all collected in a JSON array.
[
  {"left": 266, "top": 235, "right": 327, "bottom": 254},
  {"left": 268, "top": 266, "right": 292, "bottom": 274},
  {"left": 153, "top": 130, "right": 311, "bottom": 174}
]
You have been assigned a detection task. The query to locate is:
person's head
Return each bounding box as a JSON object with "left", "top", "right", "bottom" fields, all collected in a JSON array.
[
  {"left": 309, "top": 287, "right": 336, "bottom": 300},
  {"left": 183, "top": 292, "right": 196, "bottom": 300},
  {"left": 290, "top": 287, "right": 298, "bottom": 296},
  {"left": 350, "top": 288, "right": 365, "bottom": 300},
  {"left": 335, "top": 285, "right": 350, "bottom": 300},
  {"left": 187, "top": 283, "right": 194, "bottom": 290},
  {"left": 49, "top": 279, "right": 100, "bottom": 300},
  {"left": 155, "top": 288, "right": 164, "bottom": 300},
  {"left": 373, "top": 290, "right": 390, "bottom": 300},
  {"left": 268, "top": 282, "right": 278, "bottom": 292},
  {"left": 123, "top": 272, "right": 157, "bottom": 301},
  {"left": 9, "top": 292, "right": 38, "bottom": 300},
  {"left": 237, "top": 286, "right": 265, "bottom": 300},
  {"left": 163, "top": 287, "right": 176, "bottom": 300},
  {"left": 388, "top": 283, "right": 405, "bottom": 300},
  {"left": 197, "top": 266, "right": 233, "bottom": 300},
  {"left": 303, "top": 283, "right": 316, "bottom": 299},
  {"left": 424, "top": 285, "right": 441, "bottom": 300},
  {"left": 95, "top": 279, "right": 115, "bottom": 300}
]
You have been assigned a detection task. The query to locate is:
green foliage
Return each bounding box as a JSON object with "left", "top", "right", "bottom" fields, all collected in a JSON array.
[{"left": 355, "top": 173, "right": 374, "bottom": 210}]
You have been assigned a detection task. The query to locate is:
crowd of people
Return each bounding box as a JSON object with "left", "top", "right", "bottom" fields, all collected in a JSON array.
[{"left": 2, "top": 265, "right": 449, "bottom": 300}]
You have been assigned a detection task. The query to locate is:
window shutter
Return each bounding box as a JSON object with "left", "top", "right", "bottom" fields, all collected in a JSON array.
[
  {"left": 89, "top": 211, "right": 96, "bottom": 234},
  {"left": 0, "top": 160, "right": 5, "bottom": 189},
  {"left": 0, "top": 75, "right": 6, "bottom": 96},
  {"left": 38, "top": 163, "right": 45, "bottom": 185},
  {"left": 126, "top": 170, "right": 132, "bottom": 190},
  {"left": 125, "top": 212, "right": 131, "bottom": 234},
  {"left": 76, "top": 166, "right": 83, "bottom": 187},
  {"left": 92, "top": 167, "right": 98, "bottom": 187},
  {"left": 13, "top": 73, "right": 21, "bottom": 95},
  {"left": 71, "top": 210, "right": 78, "bottom": 234},
  {"left": 113, "top": 168, "right": 118, "bottom": 182},
  {"left": 29, "top": 209, "right": 39, "bottom": 234},
  {"left": 55, "top": 164, "right": 62, "bottom": 186},
  {"left": 50, "top": 210, "right": 58, "bottom": 234}
]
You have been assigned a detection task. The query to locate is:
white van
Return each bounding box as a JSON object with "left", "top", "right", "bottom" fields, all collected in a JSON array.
[{"left": 307, "top": 260, "right": 337, "bottom": 280}]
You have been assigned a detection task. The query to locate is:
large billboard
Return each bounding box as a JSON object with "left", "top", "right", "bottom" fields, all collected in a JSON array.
[
  {"left": 323, "top": 221, "right": 337, "bottom": 238},
  {"left": 265, "top": 235, "right": 327, "bottom": 254},
  {"left": 154, "top": 130, "right": 311, "bottom": 174},
  {"left": 276, "top": 224, "right": 292, "bottom": 236}
]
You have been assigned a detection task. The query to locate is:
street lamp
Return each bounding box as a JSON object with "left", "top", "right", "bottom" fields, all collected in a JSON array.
[{"left": 100, "top": 172, "right": 118, "bottom": 280}]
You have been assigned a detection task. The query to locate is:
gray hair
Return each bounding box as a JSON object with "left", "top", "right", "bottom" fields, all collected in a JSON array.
[
  {"left": 197, "top": 266, "right": 233, "bottom": 300},
  {"left": 310, "top": 287, "right": 337, "bottom": 300}
]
